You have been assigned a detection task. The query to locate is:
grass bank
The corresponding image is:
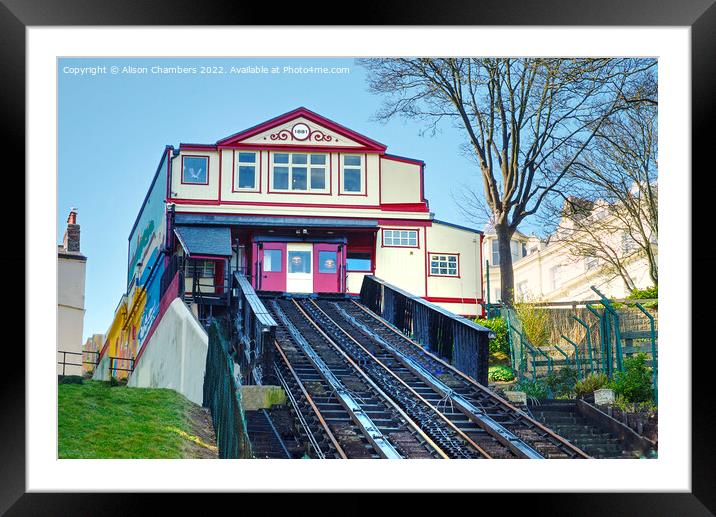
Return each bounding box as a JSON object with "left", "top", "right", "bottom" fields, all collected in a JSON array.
[{"left": 58, "top": 380, "right": 217, "bottom": 459}]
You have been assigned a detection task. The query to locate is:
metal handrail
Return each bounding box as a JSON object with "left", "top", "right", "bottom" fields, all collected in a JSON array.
[
  {"left": 591, "top": 286, "right": 624, "bottom": 372},
  {"left": 572, "top": 315, "right": 595, "bottom": 374},
  {"left": 560, "top": 335, "right": 582, "bottom": 379},
  {"left": 586, "top": 303, "right": 609, "bottom": 376}
]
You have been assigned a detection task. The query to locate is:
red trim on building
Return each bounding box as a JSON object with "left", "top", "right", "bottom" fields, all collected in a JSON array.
[
  {"left": 378, "top": 157, "right": 382, "bottom": 205},
  {"left": 216, "top": 107, "right": 388, "bottom": 151},
  {"left": 173, "top": 209, "right": 432, "bottom": 227},
  {"left": 223, "top": 143, "right": 380, "bottom": 154},
  {"left": 169, "top": 197, "right": 384, "bottom": 210},
  {"left": 380, "top": 203, "right": 429, "bottom": 212},
  {"left": 377, "top": 218, "right": 432, "bottom": 227},
  {"left": 218, "top": 148, "right": 223, "bottom": 201},
  {"left": 479, "top": 233, "right": 486, "bottom": 317},
  {"left": 179, "top": 143, "right": 217, "bottom": 151},
  {"left": 423, "top": 225, "right": 429, "bottom": 297},
  {"left": 382, "top": 153, "right": 424, "bottom": 165}
]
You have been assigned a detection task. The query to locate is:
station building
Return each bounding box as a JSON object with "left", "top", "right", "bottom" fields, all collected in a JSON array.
[{"left": 102, "top": 108, "right": 485, "bottom": 368}]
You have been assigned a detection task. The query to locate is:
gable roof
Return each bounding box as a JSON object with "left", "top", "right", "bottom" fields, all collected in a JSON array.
[{"left": 216, "top": 107, "right": 388, "bottom": 151}]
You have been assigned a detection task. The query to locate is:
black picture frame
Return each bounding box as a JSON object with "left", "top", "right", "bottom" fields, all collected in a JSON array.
[{"left": 5, "top": 0, "right": 711, "bottom": 513}]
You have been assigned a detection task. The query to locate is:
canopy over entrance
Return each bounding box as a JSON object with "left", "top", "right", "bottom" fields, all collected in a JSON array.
[{"left": 174, "top": 225, "right": 232, "bottom": 257}]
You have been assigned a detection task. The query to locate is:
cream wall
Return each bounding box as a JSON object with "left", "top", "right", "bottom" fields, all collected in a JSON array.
[
  {"left": 239, "top": 116, "right": 364, "bottom": 149},
  {"left": 425, "top": 222, "right": 482, "bottom": 302},
  {"left": 374, "top": 226, "right": 426, "bottom": 297},
  {"left": 57, "top": 256, "right": 86, "bottom": 375},
  {"left": 127, "top": 298, "right": 208, "bottom": 405},
  {"left": 380, "top": 158, "right": 422, "bottom": 204},
  {"left": 170, "top": 151, "right": 220, "bottom": 201}
]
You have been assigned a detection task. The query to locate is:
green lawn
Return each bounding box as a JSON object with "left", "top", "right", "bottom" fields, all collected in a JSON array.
[{"left": 58, "top": 380, "right": 217, "bottom": 459}]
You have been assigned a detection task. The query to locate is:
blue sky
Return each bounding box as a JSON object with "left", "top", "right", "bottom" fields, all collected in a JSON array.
[{"left": 58, "top": 57, "right": 500, "bottom": 341}]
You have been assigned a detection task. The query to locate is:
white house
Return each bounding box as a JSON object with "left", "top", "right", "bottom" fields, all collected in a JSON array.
[
  {"left": 57, "top": 209, "right": 87, "bottom": 375},
  {"left": 482, "top": 218, "right": 655, "bottom": 303}
]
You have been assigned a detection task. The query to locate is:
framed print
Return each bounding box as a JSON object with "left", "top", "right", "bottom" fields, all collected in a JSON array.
[{"left": 5, "top": 0, "right": 714, "bottom": 513}]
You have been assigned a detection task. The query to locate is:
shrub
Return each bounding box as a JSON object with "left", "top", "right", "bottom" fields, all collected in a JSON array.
[
  {"left": 58, "top": 375, "right": 84, "bottom": 385},
  {"left": 509, "top": 379, "right": 548, "bottom": 401},
  {"left": 574, "top": 373, "right": 609, "bottom": 398},
  {"left": 544, "top": 367, "right": 578, "bottom": 398},
  {"left": 628, "top": 285, "right": 658, "bottom": 300},
  {"left": 479, "top": 316, "right": 510, "bottom": 359},
  {"left": 515, "top": 302, "right": 550, "bottom": 347},
  {"left": 488, "top": 365, "right": 515, "bottom": 382},
  {"left": 613, "top": 395, "right": 657, "bottom": 414},
  {"left": 610, "top": 353, "right": 653, "bottom": 403}
]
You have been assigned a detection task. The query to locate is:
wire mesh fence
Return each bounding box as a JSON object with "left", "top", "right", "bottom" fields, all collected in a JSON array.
[{"left": 203, "top": 319, "right": 252, "bottom": 459}]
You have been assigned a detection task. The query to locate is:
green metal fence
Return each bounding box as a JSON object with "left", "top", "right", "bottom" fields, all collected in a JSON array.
[
  {"left": 497, "top": 287, "right": 657, "bottom": 402},
  {"left": 203, "top": 319, "right": 252, "bottom": 459}
]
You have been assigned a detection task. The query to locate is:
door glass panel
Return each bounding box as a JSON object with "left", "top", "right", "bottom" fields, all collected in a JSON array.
[
  {"left": 318, "top": 251, "right": 337, "bottom": 273},
  {"left": 288, "top": 251, "right": 311, "bottom": 273},
  {"left": 264, "top": 249, "right": 282, "bottom": 272}
]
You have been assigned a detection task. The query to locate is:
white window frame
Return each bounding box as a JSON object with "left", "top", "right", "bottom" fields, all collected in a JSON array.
[
  {"left": 382, "top": 229, "right": 419, "bottom": 248},
  {"left": 235, "top": 151, "right": 258, "bottom": 191},
  {"left": 428, "top": 253, "right": 459, "bottom": 277},
  {"left": 270, "top": 152, "right": 329, "bottom": 193},
  {"left": 341, "top": 154, "right": 365, "bottom": 194},
  {"left": 491, "top": 239, "right": 500, "bottom": 265}
]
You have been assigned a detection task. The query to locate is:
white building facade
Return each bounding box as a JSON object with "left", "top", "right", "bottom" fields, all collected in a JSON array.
[
  {"left": 57, "top": 209, "right": 87, "bottom": 375},
  {"left": 482, "top": 226, "right": 655, "bottom": 304}
]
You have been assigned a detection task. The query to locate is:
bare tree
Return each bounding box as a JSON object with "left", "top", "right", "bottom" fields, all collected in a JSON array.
[
  {"left": 544, "top": 79, "right": 658, "bottom": 290},
  {"left": 360, "top": 58, "right": 654, "bottom": 303}
]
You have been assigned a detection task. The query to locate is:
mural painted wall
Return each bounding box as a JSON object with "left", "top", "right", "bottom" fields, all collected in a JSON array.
[
  {"left": 127, "top": 149, "right": 169, "bottom": 289},
  {"left": 98, "top": 149, "right": 171, "bottom": 376}
]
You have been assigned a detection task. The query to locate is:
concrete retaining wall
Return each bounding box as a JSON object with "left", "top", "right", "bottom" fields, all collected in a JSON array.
[{"left": 127, "top": 298, "right": 208, "bottom": 405}]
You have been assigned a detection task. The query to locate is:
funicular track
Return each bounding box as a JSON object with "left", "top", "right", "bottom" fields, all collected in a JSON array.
[
  {"left": 266, "top": 297, "right": 445, "bottom": 459},
  {"left": 306, "top": 298, "right": 591, "bottom": 459}
]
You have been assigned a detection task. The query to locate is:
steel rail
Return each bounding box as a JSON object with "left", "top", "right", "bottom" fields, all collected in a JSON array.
[
  {"left": 350, "top": 299, "right": 591, "bottom": 459},
  {"left": 289, "top": 299, "right": 448, "bottom": 460},
  {"left": 306, "top": 299, "right": 491, "bottom": 459},
  {"left": 272, "top": 339, "right": 347, "bottom": 459},
  {"left": 331, "top": 302, "right": 541, "bottom": 459},
  {"left": 273, "top": 362, "right": 327, "bottom": 459},
  {"left": 272, "top": 300, "right": 404, "bottom": 459}
]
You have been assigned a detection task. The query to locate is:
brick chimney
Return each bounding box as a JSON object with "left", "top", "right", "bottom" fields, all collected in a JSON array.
[{"left": 63, "top": 208, "right": 80, "bottom": 252}]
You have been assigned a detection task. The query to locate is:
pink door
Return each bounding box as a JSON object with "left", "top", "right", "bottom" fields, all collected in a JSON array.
[
  {"left": 313, "top": 243, "right": 343, "bottom": 293},
  {"left": 258, "top": 243, "right": 286, "bottom": 292}
]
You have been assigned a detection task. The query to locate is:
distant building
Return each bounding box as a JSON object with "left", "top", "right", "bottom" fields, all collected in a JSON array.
[
  {"left": 57, "top": 209, "right": 87, "bottom": 375},
  {"left": 482, "top": 216, "right": 655, "bottom": 303},
  {"left": 82, "top": 333, "right": 104, "bottom": 375}
]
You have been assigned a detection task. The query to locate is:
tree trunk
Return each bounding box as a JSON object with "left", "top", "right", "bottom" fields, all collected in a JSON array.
[{"left": 495, "top": 224, "right": 516, "bottom": 304}]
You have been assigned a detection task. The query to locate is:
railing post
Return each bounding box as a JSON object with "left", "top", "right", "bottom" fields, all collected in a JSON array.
[
  {"left": 572, "top": 315, "right": 594, "bottom": 374},
  {"left": 560, "top": 335, "right": 582, "bottom": 379},
  {"left": 634, "top": 302, "right": 658, "bottom": 404},
  {"left": 591, "top": 286, "right": 624, "bottom": 372}
]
